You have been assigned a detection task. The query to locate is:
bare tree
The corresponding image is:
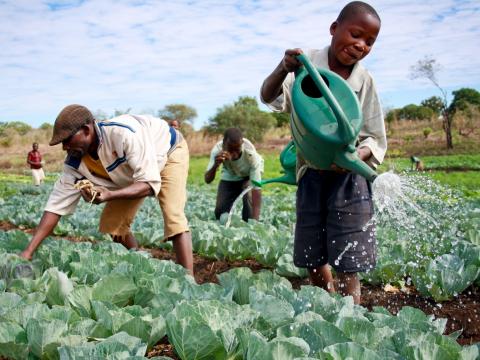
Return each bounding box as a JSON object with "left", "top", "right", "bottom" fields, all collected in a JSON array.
[{"left": 409, "top": 56, "right": 453, "bottom": 149}]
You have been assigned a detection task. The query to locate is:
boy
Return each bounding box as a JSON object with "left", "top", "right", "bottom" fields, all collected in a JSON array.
[
  {"left": 260, "top": 1, "right": 387, "bottom": 304},
  {"left": 204, "top": 128, "right": 263, "bottom": 222}
]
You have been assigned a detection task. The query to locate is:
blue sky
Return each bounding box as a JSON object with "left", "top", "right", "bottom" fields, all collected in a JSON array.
[{"left": 0, "top": 0, "right": 479, "bottom": 128}]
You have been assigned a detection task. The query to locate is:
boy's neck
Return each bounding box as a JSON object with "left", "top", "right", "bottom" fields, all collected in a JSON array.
[{"left": 327, "top": 48, "right": 354, "bottom": 80}]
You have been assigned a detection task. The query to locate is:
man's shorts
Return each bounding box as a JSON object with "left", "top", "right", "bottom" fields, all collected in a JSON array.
[
  {"left": 99, "top": 138, "right": 190, "bottom": 240},
  {"left": 293, "top": 168, "right": 376, "bottom": 273}
]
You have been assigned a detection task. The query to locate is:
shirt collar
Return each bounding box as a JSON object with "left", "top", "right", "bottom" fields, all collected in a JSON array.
[
  {"left": 94, "top": 121, "right": 104, "bottom": 147},
  {"left": 320, "top": 46, "right": 366, "bottom": 93}
]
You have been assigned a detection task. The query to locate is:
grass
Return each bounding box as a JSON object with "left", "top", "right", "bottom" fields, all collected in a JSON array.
[
  {"left": 380, "top": 153, "right": 480, "bottom": 172},
  {"left": 427, "top": 171, "right": 480, "bottom": 199}
]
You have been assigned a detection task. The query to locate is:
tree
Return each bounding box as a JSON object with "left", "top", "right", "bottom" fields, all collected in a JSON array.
[
  {"left": 397, "top": 104, "right": 433, "bottom": 121},
  {"left": 385, "top": 109, "right": 399, "bottom": 123},
  {"left": 421, "top": 96, "right": 443, "bottom": 115},
  {"left": 93, "top": 109, "right": 109, "bottom": 120},
  {"left": 449, "top": 88, "right": 480, "bottom": 138},
  {"left": 39, "top": 123, "right": 53, "bottom": 130},
  {"left": 158, "top": 104, "right": 197, "bottom": 126},
  {"left": 271, "top": 112, "right": 290, "bottom": 128},
  {"left": 205, "top": 96, "right": 276, "bottom": 142},
  {"left": 113, "top": 108, "right": 132, "bottom": 117},
  {"left": 449, "top": 88, "right": 480, "bottom": 114},
  {"left": 0, "top": 121, "right": 32, "bottom": 135},
  {"left": 410, "top": 56, "right": 453, "bottom": 149}
]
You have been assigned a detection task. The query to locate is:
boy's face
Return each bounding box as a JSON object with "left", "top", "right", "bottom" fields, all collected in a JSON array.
[
  {"left": 329, "top": 12, "right": 380, "bottom": 66},
  {"left": 222, "top": 139, "right": 243, "bottom": 161}
]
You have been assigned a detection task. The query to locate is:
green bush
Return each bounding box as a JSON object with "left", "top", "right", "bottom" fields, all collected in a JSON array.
[{"left": 423, "top": 127, "right": 432, "bottom": 139}]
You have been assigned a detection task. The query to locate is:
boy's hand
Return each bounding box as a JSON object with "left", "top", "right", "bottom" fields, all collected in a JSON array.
[
  {"left": 214, "top": 151, "right": 231, "bottom": 166},
  {"left": 282, "top": 48, "right": 303, "bottom": 72},
  {"left": 330, "top": 163, "right": 349, "bottom": 173},
  {"left": 330, "top": 147, "right": 372, "bottom": 173}
]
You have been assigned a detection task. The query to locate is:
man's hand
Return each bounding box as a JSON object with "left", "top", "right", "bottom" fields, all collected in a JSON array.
[
  {"left": 281, "top": 48, "right": 303, "bottom": 73},
  {"left": 80, "top": 186, "right": 112, "bottom": 204},
  {"left": 20, "top": 250, "right": 32, "bottom": 261}
]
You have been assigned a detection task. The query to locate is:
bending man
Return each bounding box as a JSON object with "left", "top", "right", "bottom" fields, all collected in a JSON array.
[{"left": 20, "top": 104, "right": 193, "bottom": 275}]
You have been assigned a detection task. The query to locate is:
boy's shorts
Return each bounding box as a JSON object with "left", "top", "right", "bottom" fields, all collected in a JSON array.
[
  {"left": 293, "top": 168, "right": 376, "bottom": 273},
  {"left": 32, "top": 168, "right": 45, "bottom": 186},
  {"left": 214, "top": 178, "right": 252, "bottom": 222},
  {"left": 99, "top": 138, "right": 190, "bottom": 240}
]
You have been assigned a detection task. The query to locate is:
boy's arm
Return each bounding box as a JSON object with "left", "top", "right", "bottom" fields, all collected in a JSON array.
[
  {"left": 261, "top": 48, "right": 303, "bottom": 103},
  {"left": 357, "top": 77, "right": 387, "bottom": 168},
  {"left": 204, "top": 145, "right": 226, "bottom": 184},
  {"left": 204, "top": 152, "right": 228, "bottom": 184}
]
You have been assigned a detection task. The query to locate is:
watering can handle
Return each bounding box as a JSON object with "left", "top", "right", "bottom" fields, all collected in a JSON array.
[{"left": 296, "top": 53, "right": 356, "bottom": 143}]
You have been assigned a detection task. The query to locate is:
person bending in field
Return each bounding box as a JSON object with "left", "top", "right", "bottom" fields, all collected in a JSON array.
[
  {"left": 27, "top": 142, "right": 45, "bottom": 186},
  {"left": 260, "top": 1, "right": 387, "bottom": 304},
  {"left": 20, "top": 105, "right": 194, "bottom": 275},
  {"left": 204, "top": 128, "right": 263, "bottom": 222}
]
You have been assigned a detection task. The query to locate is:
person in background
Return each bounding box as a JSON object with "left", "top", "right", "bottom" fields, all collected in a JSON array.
[
  {"left": 169, "top": 119, "right": 180, "bottom": 129},
  {"left": 204, "top": 128, "right": 263, "bottom": 222},
  {"left": 260, "top": 1, "right": 387, "bottom": 304},
  {"left": 410, "top": 156, "right": 424, "bottom": 171},
  {"left": 20, "top": 104, "right": 194, "bottom": 275},
  {"left": 27, "top": 142, "right": 45, "bottom": 186}
]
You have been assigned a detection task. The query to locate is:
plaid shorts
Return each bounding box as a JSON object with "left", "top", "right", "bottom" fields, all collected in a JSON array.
[{"left": 293, "top": 168, "right": 376, "bottom": 273}]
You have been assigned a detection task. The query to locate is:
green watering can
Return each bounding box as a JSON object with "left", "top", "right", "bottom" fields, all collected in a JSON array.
[
  {"left": 253, "top": 140, "right": 297, "bottom": 187},
  {"left": 255, "top": 53, "right": 378, "bottom": 187}
]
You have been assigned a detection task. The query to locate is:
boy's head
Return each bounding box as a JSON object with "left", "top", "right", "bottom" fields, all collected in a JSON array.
[
  {"left": 222, "top": 128, "right": 243, "bottom": 160},
  {"left": 32, "top": 143, "right": 38, "bottom": 150},
  {"left": 330, "top": 1, "right": 381, "bottom": 67}
]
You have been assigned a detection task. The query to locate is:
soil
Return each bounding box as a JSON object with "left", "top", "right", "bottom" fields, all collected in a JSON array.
[{"left": 1, "top": 221, "right": 478, "bottom": 358}]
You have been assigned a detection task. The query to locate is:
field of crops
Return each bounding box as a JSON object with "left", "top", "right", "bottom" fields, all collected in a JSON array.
[{"left": 0, "top": 169, "right": 479, "bottom": 359}]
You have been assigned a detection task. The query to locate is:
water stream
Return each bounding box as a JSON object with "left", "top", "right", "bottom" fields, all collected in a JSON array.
[
  {"left": 225, "top": 185, "right": 253, "bottom": 228},
  {"left": 334, "top": 171, "right": 458, "bottom": 269}
]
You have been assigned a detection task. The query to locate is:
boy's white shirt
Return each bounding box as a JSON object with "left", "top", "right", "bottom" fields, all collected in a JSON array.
[
  {"left": 45, "top": 114, "right": 172, "bottom": 216},
  {"left": 261, "top": 46, "right": 387, "bottom": 174},
  {"left": 206, "top": 138, "right": 264, "bottom": 186}
]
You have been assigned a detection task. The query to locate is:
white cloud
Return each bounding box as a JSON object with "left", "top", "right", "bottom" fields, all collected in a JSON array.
[{"left": 0, "top": 0, "right": 479, "bottom": 126}]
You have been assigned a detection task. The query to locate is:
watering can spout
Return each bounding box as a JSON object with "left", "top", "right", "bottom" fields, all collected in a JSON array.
[
  {"left": 252, "top": 140, "right": 297, "bottom": 188},
  {"left": 252, "top": 172, "right": 296, "bottom": 188}
]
